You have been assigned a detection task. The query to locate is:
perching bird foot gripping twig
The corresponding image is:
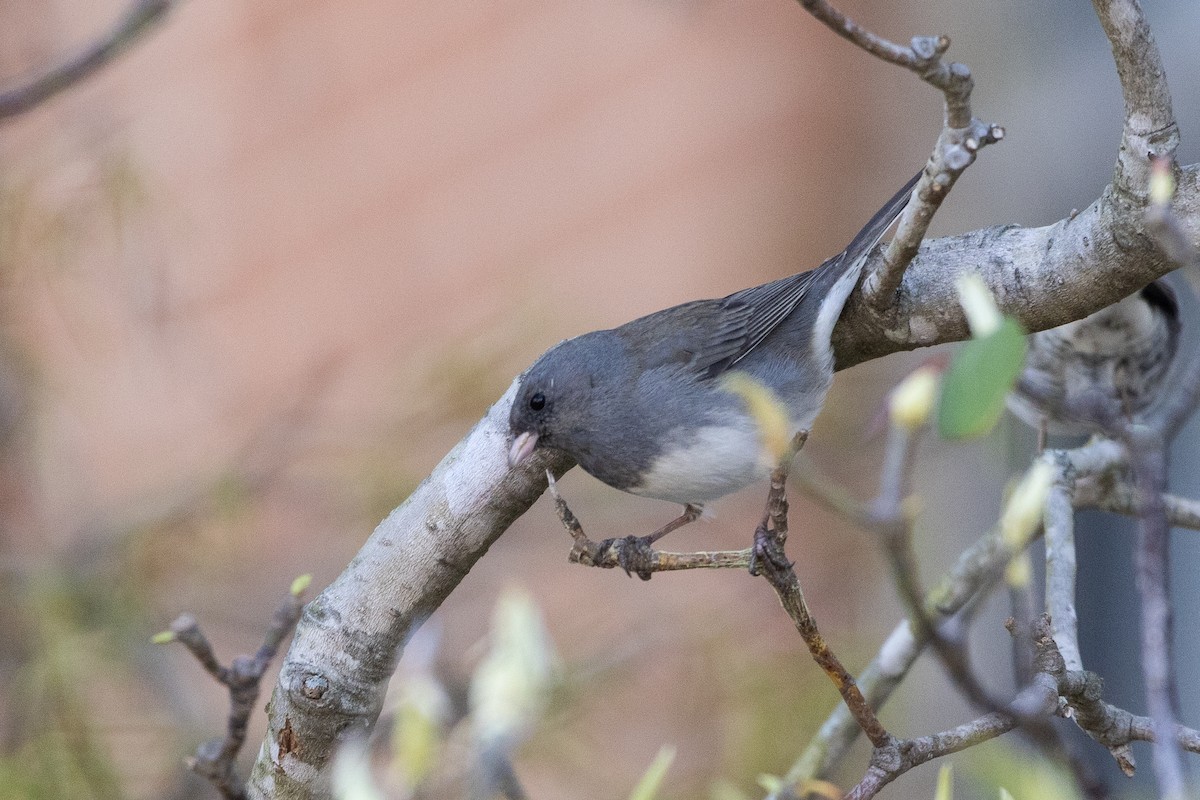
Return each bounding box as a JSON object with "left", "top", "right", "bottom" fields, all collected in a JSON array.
[{"left": 545, "top": 471, "right": 750, "bottom": 578}]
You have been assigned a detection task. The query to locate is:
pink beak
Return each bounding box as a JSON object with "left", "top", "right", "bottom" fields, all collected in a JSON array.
[{"left": 508, "top": 431, "right": 539, "bottom": 467}]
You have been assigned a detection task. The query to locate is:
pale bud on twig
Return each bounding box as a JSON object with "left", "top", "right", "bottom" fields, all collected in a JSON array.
[
  {"left": 1005, "top": 550, "right": 1033, "bottom": 589},
  {"left": 956, "top": 273, "right": 1002, "bottom": 338},
  {"left": 1000, "top": 460, "right": 1055, "bottom": 551},
  {"left": 331, "top": 738, "right": 387, "bottom": 800},
  {"left": 888, "top": 365, "right": 941, "bottom": 431},
  {"left": 390, "top": 628, "right": 450, "bottom": 793}
]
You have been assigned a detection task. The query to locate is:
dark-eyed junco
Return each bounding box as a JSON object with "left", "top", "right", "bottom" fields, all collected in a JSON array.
[
  {"left": 1007, "top": 279, "right": 1180, "bottom": 437},
  {"left": 506, "top": 172, "right": 921, "bottom": 537}
]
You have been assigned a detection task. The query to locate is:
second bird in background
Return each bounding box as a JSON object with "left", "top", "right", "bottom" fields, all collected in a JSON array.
[{"left": 1007, "top": 279, "right": 1181, "bottom": 440}]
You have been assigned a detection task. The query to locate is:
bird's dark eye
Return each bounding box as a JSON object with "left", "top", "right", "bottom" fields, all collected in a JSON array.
[{"left": 529, "top": 392, "right": 546, "bottom": 411}]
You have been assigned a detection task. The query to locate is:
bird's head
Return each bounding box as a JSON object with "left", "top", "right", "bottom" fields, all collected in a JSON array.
[{"left": 508, "top": 335, "right": 609, "bottom": 467}]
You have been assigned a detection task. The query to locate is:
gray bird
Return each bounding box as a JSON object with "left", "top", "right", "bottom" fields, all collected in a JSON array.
[
  {"left": 1006, "top": 280, "right": 1180, "bottom": 438},
  {"left": 507, "top": 172, "right": 921, "bottom": 546}
]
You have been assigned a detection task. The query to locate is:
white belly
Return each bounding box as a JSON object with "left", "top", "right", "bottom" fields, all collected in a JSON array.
[{"left": 630, "top": 423, "right": 774, "bottom": 504}]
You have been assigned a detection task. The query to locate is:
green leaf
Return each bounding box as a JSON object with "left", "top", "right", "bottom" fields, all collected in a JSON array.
[
  {"left": 938, "top": 317, "right": 1027, "bottom": 439},
  {"left": 628, "top": 746, "right": 676, "bottom": 800}
]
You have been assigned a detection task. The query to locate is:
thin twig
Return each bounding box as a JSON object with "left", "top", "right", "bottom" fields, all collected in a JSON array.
[
  {"left": 793, "top": 1, "right": 1003, "bottom": 307},
  {"left": 869, "top": 422, "right": 1009, "bottom": 712},
  {"left": 1122, "top": 425, "right": 1187, "bottom": 799},
  {"left": 0, "top": 0, "right": 176, "bottom": 121},
  {"left": 544, "top": 472, "right": 752, "bottom": 572},
  {"left": 780, "top": 439, "right": 1125, "bottom": 792},
  {"left": 1043, "top": 450, "right": 1084, "bottom": 671},
  {"left": 1075, "top": 479, "right": 1200, "bottom": 531},
  {"left": 750, "top": 440, "right": 894, "bottom": 750},
  {"left": 841, "top": 617, "right": 1070, "bottom": 800},
  {"left": 161, "top": 579, "right": 309, "bottom": 800}
]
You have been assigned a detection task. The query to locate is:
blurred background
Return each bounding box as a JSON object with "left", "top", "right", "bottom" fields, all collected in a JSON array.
[{"left": 0, "top": 1, "right": 1198, "bottom": 798}]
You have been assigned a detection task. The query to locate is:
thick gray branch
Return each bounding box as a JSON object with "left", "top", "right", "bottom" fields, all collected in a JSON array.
[
  {"left": 246, "top": 382, "right": 571, "bottom": 799},
  {"left": 833, "top": 165, "right": 1199, "bottom": 368}
]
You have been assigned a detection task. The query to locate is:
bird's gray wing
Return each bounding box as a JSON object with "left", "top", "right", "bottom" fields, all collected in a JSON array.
[
  {"left": 621, "top": 171, "right": 920, "bottom": 379},
  {"left": 694, "top": 169, "right": 923, "bottom": 378}
]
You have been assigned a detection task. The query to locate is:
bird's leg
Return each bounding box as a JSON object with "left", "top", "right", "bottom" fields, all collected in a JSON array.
[
  {"left": 545, "top": 472, "right": 702, "bottom": 580},
  {"left": 599, "top": 504, "right": 703, "bottom": 581},
  {"left": 644, "top": 504, "right": 703, "bottom": 545}
]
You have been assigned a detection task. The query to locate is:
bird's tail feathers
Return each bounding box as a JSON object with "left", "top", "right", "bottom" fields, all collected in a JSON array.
[{"left": 810, "top": 170, "right": 922, "bottom": 360}]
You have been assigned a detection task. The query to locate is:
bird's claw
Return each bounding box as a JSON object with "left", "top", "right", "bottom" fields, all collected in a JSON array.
[
  {"left": 748, "top": 524, "right": 793, "bottom": 578},
  {"left": 598, "top": 535, "right": 656, "bottom": 581}
]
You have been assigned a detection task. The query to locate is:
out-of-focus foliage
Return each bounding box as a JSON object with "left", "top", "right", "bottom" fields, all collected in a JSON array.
[
  {"left": 965, "top": 744, "right": 1083, "bottom": 800},
  {"left": 627, "top": 745, "right": 676, "bottom": 800},
  {"left": 939, "top": 276, "right": 1028, "bottom": 439}
]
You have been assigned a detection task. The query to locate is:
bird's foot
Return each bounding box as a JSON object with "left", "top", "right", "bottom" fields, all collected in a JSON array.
[
  {"left": 597, "top": 535, "right": 657, "bottom": 581},
  {"left": 748, "top": 521, "right": 793, "bottom": 578},
  {"left": 747, "top": 436, "right": 805, "bottom": 577}
]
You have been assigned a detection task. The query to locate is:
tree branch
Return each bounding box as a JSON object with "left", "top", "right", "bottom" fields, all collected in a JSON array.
[
  {"left": 793, "top": 2, "right": 1004, "bottom": 309},
  {"left": 1090, "top": 0, "right": 1178, "bottom": 202},
  {"left": 161, "top": 580, "right": 309, "bottom": 800},
  {"left": 0, "top": 0, "right": 176, "bottom": 121},
  {"left": 246, "top": 382, "right": 572, "bottom": 799},
  {"left": 833, "top": 166, "right": 1198, "bottom": 369}
]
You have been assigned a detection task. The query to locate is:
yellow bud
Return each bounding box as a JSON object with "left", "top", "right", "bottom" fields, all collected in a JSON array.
[
  {"left": 1000, "top": 460, "right": 1055, "bottom": 551},
  {"left": 795, "top": 779, "right": 843, "bottom": 800},
  {"left": 469, "top": 586, "right": 558, "bottom": 746},
  {"left": 720, "top": 373, "right": 792, "bottom": 463},
  {"left": 290, "top": 574, "right": 313, "bottom": 596},
  {"left": 888, "top": 366, "right": 940, "bottom": 431},
  {"left": 955, "top": 273, "right": 1002, "bottom": 338},
  {"left": 151, "top": 630, "right": 175, "bottom": 645}
]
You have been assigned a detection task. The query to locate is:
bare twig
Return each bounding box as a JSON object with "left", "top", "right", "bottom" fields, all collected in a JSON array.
[
  {"left": 160, "top": 578, "right": 309, "bottom": 800},
  {"left": 544, "top": 472, "right": 752, "bottom": 573},
  {"left": 0, "top": 0, "right": 176, "bottom": 121},
  {"left": 781, "top": 439, "right": 1125, "bottom": 792},
  {"left": 868, "top": 423, "right": 1006, "bottom": 712},
  {"left": 842, "top": 617, "right": 1069, "bottom": 800},
  {"left": 793, "top": 1, "right": 1003, "bottom": 307},
  {"left": 750, "top": 440, "right": 893, "bottom": 750},
  {"left": 1043, "top": 450, "right": 1084, "bottom": 671},
  {"left": 1076, "top": 480, "right": 1200, "bottom": 531},
  {"left": 551, "top": 434, "right": 894, "bottom": 750},
  {"left": 1122, "top": 425, "right": 1187, "bottom": 798}
]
